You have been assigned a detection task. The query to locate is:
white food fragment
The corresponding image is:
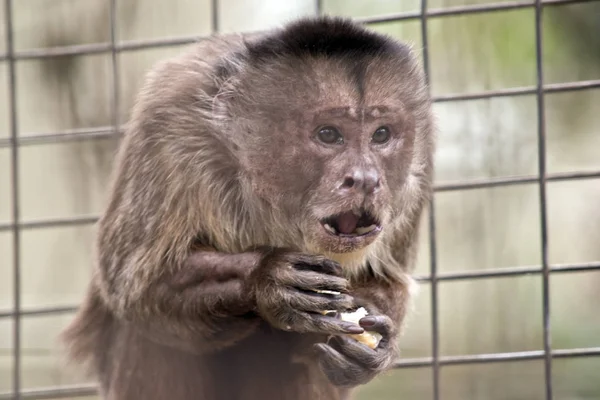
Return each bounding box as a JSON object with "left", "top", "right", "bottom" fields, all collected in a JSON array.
[
  {"left": 340, "top": 307, "right": 383, "bottom": 349},
  {"left": 313, "top": 289, "right": 341, "bottom": 296},
  {"left": 340, "top": 307, "right": 369, "bottom": 324}
]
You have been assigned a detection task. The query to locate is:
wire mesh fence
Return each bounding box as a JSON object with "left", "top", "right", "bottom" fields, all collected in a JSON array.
[{"left": 1, "top": 0, "right": 600, "bottom": 399}]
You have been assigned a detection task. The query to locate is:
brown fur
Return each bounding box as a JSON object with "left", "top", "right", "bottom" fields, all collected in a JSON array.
[{"left": 61, "top": 16, "right": 435, "bottom": 400}]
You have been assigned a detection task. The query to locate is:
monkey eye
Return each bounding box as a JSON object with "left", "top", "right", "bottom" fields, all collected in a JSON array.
[
  {"left": 371, "top": 126, "right": 391, "bottom": 144},
  {"left": 317, "top": 126, "right": 344, "bottom": 145}
]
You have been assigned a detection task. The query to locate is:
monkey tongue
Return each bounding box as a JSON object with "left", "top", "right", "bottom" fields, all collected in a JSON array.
[{"left": 335, "top": 212, "right": 360, "bottom": 235}]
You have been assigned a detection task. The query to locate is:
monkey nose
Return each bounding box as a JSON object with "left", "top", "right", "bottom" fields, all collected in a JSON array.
[{"left": 340, "top": 167, "right": 381, "bottom": 194}]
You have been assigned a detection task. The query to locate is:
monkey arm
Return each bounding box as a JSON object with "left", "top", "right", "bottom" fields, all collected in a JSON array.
[
  {"left": 99, "top": 243, "right": 263, "bottom": 354},
  {"left": 82, "top": 58, "right": 284, "bottom": 350},
  {"left": 151, "top": 248, "right": 264, "bottom": 351},
  {"left": 92, "top": 128, "right": 265, "bottom": 354}
]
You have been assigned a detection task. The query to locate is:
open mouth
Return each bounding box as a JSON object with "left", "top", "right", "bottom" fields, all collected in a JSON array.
[{"left": 320, "top": 210, "right": 382, "bottom": 237}]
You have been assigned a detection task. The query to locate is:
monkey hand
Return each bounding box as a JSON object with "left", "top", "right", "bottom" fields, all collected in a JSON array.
[
  {"left": 248, "top": 249, "right": 363, "bottom": 336},
  {"left": 314, "top": 311, "right": 395, "bottom": 388}
]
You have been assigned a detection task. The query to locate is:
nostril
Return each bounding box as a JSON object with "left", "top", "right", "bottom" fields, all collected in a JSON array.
[{"left": 342, "top": 177, "right": 355, "bottom": 188}]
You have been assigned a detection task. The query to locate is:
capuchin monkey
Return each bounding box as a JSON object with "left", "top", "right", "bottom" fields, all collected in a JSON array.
[{"left": 61, "top": 16, "right": 435, "bottom": 400}]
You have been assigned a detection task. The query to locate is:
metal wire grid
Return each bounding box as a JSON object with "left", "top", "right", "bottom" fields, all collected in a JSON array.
[{"left": 1, "top": 0, "right": 600, "bottom": 398}]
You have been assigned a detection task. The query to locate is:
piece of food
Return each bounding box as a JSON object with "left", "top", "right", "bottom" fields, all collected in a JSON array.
[
  {"left": 313, "top": 289, "right": 342, "bottom": 296},
  {"left": 339, "top": 307, "right": 382, "bottom": 349},
  {"left": 310, "top": 289, "right": 381, "bottom": 349}
]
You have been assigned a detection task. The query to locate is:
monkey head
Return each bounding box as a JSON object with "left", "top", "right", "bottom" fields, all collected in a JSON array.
[{"left": 212, "top": 18, "right": 434, "bottom": 267}]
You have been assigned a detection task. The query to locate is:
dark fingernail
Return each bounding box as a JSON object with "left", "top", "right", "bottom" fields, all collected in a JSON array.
[
  {"left": 343, "top": 323, "right": 364, "bottom": 334},
  {"left": 359, "top": 316, "right": 377, "bottom": 327}
]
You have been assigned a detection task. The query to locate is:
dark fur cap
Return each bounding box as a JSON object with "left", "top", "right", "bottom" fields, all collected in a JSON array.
[{"left": 246, "top": 16, "right": 410, "bottom": 63}]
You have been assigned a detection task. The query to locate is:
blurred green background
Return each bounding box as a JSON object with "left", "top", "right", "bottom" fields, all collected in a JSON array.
[{"left": 0, "top": 0, "right": 599, "bottom": 399}]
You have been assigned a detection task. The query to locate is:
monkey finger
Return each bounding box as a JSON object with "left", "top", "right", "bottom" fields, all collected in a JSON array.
[
  {"left": 290, "top": 254, "right": 343, "bottom": 276},
  {"left": 278, "top": 270, "right": 349, "bottom": 294},
  {"left": 297, "top": 313, "right": 364, "bottom": 335},
  {"left": 287, "top": 290, "right": 355, "bottom": 314},
  {"left": 329, "top": 335, "right": 391, "bottom": 371},
  {"left": 358, "top": 314, "right": 394, "bottom": 337},
  {"left": 314, "top": 343, "right": 373, "bottom": 387}
]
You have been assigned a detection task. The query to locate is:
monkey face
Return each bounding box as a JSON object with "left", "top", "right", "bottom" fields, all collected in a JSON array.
[
  {"left": 231, "top": 50, "right": 428, "bottom": 258},
  {"left": 241, "top": 101, "right": 416, "bottom": 256},
  {"left": 301, "top": 104, "right": 416, "bottom": 255}
]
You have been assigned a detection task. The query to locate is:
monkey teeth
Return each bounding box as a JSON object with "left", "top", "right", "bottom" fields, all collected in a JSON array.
[
  {"left": 323, "top": 222, "right": 378, "bottom": 236},
  {"left": 323, "top": 223, "right": 337, "bottom": 235},
  {"left": 321, "top": 208, "right": 381, "bottom": 238},
  {"left": 354, "top": 225, "right": 377, "bottom": 235}
]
